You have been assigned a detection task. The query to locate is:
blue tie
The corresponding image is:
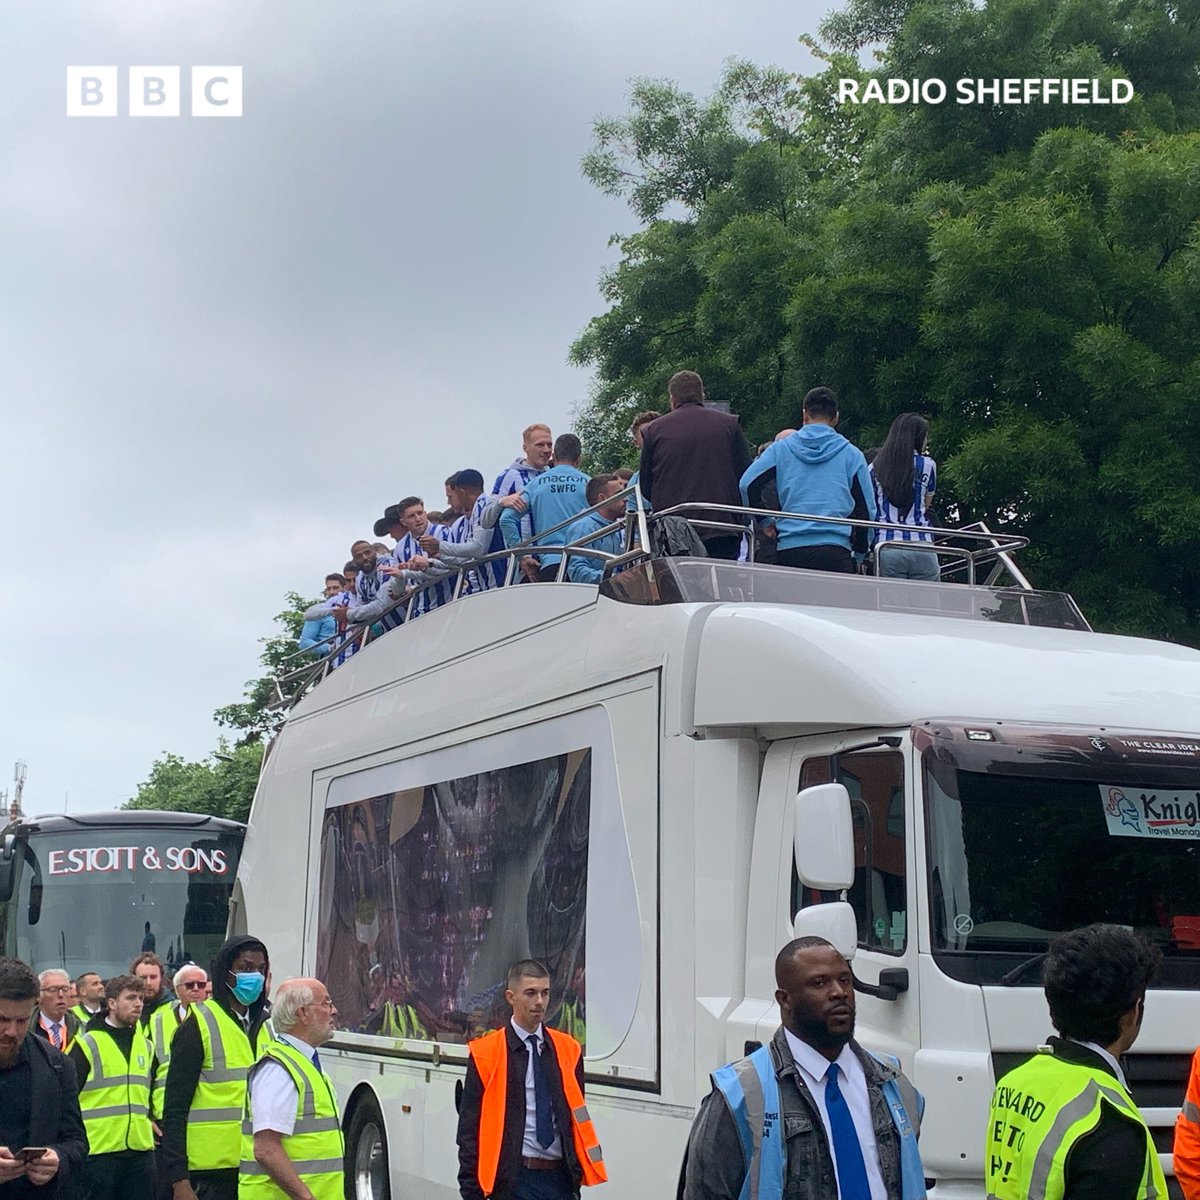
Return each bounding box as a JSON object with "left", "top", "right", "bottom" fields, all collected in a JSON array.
[
  {"left": 527, "top": 1035, "right": 555, "bottom": 1149},
  {"left": 825, "top": 1062, "right": 871, "bottom": 1199},
  {"left": 311, "top": 1050, "right": 322, "bottom": 1072}
]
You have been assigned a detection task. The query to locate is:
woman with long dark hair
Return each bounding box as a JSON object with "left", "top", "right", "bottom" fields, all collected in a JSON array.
[{"left": 869, "top": 412, "right": 939, "bottom": 579}]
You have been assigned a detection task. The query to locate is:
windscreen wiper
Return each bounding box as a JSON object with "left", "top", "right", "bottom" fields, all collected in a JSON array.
[{"left": 999, "top": 952, "right": 1048, "bottom": 987}]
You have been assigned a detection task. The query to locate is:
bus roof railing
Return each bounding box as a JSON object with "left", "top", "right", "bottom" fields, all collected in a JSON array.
[{"left": 267, "top": 485, "right": 1057, "bottom": 711}]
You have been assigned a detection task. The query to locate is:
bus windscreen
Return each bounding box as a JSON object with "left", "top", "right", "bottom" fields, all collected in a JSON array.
[{"left": 0, "top": 826, "right": 243, "bottom": 980}]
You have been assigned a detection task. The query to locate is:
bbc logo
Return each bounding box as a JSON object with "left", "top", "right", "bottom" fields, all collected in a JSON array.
[{"left": 66, "top": 67, "right": 243, "bottom": 117}]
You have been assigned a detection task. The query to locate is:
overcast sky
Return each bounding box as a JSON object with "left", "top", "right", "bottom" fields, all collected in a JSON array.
[{"left": 0, "top": 0, "right": 828, "bottom": 814}]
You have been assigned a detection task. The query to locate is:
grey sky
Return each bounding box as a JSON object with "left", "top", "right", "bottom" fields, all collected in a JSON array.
[{"left": 1, "top": 0, "right": 827, "bottom": 813}]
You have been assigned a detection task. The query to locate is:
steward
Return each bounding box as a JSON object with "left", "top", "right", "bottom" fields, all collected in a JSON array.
[
  {"left": 988, "top": 923, "right": 1164, "bottom": 1200},
  {"left": 161, "top": 935, "right": 273, "bottom": 1200}
]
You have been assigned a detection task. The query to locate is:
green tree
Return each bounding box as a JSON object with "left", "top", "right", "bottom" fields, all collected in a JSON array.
[
  {"left": 574, "top": 0, "right": 1200, "bottom": 643},
  {"left": 124, "top": 740, "right": 263, "bottom": 824}
]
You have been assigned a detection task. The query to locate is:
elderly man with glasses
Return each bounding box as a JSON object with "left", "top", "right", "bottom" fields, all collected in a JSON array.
[{"left": 33, "top": 971, "right": 82, "bottom": 1055}]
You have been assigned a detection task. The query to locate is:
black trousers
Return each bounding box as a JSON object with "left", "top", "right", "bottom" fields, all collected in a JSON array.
[
  {"left": 701, "top": 534, "right": 744, "bottom": 562},
  {"left": 84, "top": 1150, "right": 155, "bottom": 1200},
  {"left": 511, "top": 1163, "right": 576, "bottom": 1200},
  {"left": 777, "top": 544, "right": 855, "bottom": 573},
  {"left": 192, "top": 1171, "right": 239, "bottom": 1200}
]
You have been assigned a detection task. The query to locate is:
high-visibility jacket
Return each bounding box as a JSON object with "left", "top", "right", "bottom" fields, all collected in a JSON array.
[
  {"left": 70, "top": 1004, "right": 101, "bottom": 1026},
  {"left": 381, "top": 1001, "right": 427, "bottom": 1041},
  {"left": 76, "top": 1026, "right": 155, "bottom": 1154},
  {"left": 555, "top": 1002, "right": 586, "bottom": 1045},
  {"left": 186, "top": 1000, "right": 273, "bottom": 1171},
  {"left": 986, "top": 1047, "right": 1167, "bottom": 1200},
  {"left": 1174, "top": 1046, "right": 1200, "bottom": 1197},
  {"left": 149, "top": 1003, "right": 188, "bottom": 1120},
  {"left": 238, "top": 1040, "right": 345, "bottom": 1200},
  {"left": 467, "top": 1026, "right": 606, "bottom": 1196},
  {"left": 713, "top": 1043, "right": 925, "bottom": 1200}
]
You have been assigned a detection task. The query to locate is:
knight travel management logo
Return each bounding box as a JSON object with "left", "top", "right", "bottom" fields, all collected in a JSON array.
[{"left": 66, "top": 66, "right": 243, "bottom": 117}]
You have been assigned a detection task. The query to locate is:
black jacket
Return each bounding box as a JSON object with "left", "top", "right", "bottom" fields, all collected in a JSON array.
[
  {"left": 160, "top": 934, "right": 270, "bottom": 1187},
  {"left": 0, "top": 1035, "right": 88, "bottom": 1200},
  {"left": 456, "top": 1024, "right": 585, "bottom": 1200},
  {"left": 1043, "top": 1038, "right": 1148, "bottom": 1200}
]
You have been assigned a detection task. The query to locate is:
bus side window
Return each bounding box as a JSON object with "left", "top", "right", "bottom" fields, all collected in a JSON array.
[{"left": 794, "top": 752, "right": 907, "bottom": 955}]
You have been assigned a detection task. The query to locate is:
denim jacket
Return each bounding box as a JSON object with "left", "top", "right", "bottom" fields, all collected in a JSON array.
[{"left": 680, "top": 1028, "right": 917, "bottom": 1200}]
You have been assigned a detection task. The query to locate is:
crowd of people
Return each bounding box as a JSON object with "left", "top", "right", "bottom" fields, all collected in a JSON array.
[
  {"left": 7, "top": 925, "right": 1200, "bottom": 1200},
  {"left": 293, "top": 371, "right": 944, "bottom": 668}
]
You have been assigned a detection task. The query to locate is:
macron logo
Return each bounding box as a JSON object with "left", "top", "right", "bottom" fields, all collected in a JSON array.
[{"left": 66, "top": 67, "right": 243, "bottom": 117}]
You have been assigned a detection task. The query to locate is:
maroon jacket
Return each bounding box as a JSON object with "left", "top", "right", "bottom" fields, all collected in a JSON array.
[{"left": 638, "top": 403, "right": 752, "bottom": 542}]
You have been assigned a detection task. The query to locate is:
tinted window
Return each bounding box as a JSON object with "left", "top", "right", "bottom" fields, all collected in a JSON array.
[{"left": 316, "top": 749, "right": 590, "bottom": 1045}]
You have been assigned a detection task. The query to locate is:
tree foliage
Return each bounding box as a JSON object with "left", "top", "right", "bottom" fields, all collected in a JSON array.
[
  {"left": 573, "top": 0, "right": 1200, "bottom": 643},
  {"left": 124, "top": 740, "right": 263, "bottom": 825}
]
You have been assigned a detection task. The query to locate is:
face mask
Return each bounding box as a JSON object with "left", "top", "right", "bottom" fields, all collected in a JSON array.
[{"left": 228, "top": 971, "right": 265, "bottom": 1005}]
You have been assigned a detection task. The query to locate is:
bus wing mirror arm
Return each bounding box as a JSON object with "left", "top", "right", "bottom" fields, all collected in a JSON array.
[{"left": 852, "top": 967, "right": 909, "bottom": 1002}]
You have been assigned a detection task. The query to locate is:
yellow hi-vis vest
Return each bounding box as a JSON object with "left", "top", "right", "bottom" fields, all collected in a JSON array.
[
  {"left": 985, "top": 1047, "right": 1168, "bottom": 1200},
  {"left": 186, "top": 1000, "right": 273, "bottom": 1171},
  {"left": 238, "top": 1040, "right": 345, "bottom": 1200},
  {"left": 76, "top": 1026, "right": 155, "bottom": 1154},
  {"left": 149, "top": 1003, "right": 187, "bottom": 1121},
  {"left": 380, "top": 1001, "right": 427, "bottom": 1041}
]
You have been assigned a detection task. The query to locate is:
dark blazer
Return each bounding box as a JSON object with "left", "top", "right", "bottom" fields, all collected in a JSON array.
[
  {"left": 31, "top": 1011, "right": 82, "bottom": 1050},
  {"left": 638, "top": 403, "right": 752, "bottom": 542},
  {"left": 3, "top": 1034, "right": 89, "bottom": 1199},
  {"left": 457, "top": 1024, "right": 584, "bottom": 1200}
]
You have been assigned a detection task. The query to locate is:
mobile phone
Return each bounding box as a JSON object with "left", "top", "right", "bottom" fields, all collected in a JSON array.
[{"left": 16, "top": 1148, "right": 48, "bottom": 1163}]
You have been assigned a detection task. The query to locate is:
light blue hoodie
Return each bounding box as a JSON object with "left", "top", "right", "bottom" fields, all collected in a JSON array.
[
  {"left": 740, "top": 424, "right": 876, "bottom": 552},
  {"left": 499, "top": 464, "right": 591, "bottom": 569}
]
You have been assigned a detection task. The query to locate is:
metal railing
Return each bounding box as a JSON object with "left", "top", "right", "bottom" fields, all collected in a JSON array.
[{"left": 268, "top": 487, "right": 1043, "bottom": 710}]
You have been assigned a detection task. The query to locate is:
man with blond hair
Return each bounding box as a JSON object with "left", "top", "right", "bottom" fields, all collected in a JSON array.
[
  {"left": 492, "top": 424, "right": 554, "bottom": 547},
  {"left": 239, "top": 978, "right": 343, "bottom": 1200}
]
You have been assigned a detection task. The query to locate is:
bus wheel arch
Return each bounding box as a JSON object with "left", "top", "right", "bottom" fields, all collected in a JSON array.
[{"left": 343, "top": 1086, "right": 390, "bottom": 1200}]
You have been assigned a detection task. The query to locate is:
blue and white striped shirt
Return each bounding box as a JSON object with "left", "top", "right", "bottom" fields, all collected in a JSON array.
[
  {"left": 491, "top": 458, "right": 546, "bottom": 544},
  {"left": 396, "top": 523, "right": 452, "bottom": 614},
  {"left": 351, "top": 555, "right": 403, "bottom": 631},
  {"left": 871, "top": 454, "right": 937, "bottom": 543}
]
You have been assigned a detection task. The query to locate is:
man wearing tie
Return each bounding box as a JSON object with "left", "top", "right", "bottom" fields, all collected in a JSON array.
[
  {"left": 679, "top": 938, "right": 926, "bottom": 1200},
  {"left": 33, "top": 971, "right": 81, "bottom": 1055},
  {"left": 458, "top": 960, "right": 606, "bottom": 1200},
  {"left": 238, "top": 978, "right": 343, "bottom": 1200}
]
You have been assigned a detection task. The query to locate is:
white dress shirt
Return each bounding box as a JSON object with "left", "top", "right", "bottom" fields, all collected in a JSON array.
[
  {"left": 249, "top": 1032, "right": 322, "bottom": 1135},
  {"left": 784, "top": 1029, "right": 887, "bottom": 1200},
  {"left": 510, "top": 1018, "right": 563, "bottom": 1159},
  {"left": 1074, "top": 1039, "right": 1129, "bottom": 1089},
  {"left": 39, "top": 1015, "right": 67, "bottom": 1048}
]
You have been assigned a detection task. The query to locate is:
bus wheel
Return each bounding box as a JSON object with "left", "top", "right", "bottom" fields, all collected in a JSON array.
[{"left": 345, "top": 1094, "right": 390, "bottom": 1200}]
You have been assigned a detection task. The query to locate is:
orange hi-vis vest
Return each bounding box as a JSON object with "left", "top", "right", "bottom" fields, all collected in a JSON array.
[
  {"left": 1175, "top": 1045, "right": 1200, "bottom": 1198},
  {"left": 467, "top": 1026, "right": 607, "bottom": 1196}
]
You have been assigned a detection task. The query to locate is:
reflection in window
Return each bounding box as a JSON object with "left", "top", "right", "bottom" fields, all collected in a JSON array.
[
  {"left": 794, "top": 752, "right": 907, "bottom": 955},
  {"left": 316, "top": 750, "right": 590, "bottom": 1046}
]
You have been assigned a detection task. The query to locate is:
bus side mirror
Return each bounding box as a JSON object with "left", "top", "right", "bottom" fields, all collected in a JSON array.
[
  {"left": 0, "top": 835, "right": 16, "bottom": 903},
  {"left": 793, "top": 902, "right": 857, "bottom": 961},
  {"left": 793, "top": 783, "right": 854, "bottom": 891}
]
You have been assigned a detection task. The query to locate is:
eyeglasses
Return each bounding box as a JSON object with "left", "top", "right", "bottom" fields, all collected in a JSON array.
[
  {"left": 178, "top": 981, "right": 206, "bottom": 991},
  {"left": 40, "top": 986, "right": 70, "bottom": 996}
]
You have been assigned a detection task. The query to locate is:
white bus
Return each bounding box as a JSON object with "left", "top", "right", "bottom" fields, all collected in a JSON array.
[{"left": 237, "top": 518, "right": 1200, "bottom": 1200}]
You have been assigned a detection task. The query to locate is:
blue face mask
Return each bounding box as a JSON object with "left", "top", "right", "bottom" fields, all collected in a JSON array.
[{"left": 229, "top": 971, "right": 265, "bottom": 1005}]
